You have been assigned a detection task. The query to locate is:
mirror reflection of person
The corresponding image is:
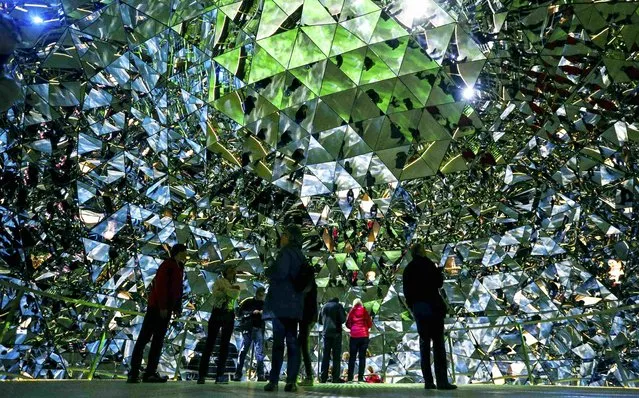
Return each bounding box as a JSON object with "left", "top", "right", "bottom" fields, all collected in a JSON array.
[
  {"left": 402, "top": 242, "right": 457, "bottom": 390},
  {"left": 198, "top": 265, "right": 240, "bottom": 384},
  {"left": 128, "top": 244, "right": 187, "bottom": 383}
]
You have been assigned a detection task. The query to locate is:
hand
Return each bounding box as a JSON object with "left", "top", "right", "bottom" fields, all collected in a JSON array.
[{"left": 159, "top": 309, "right": 169, "bottom": 319}]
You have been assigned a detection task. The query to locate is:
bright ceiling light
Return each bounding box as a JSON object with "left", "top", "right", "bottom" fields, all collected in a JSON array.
[
  {"left": 404, "top": 0, "right": 426, "bottom": 17},
  {"left": 31, "top": 15, "right": 44, "bottom": 24},
  {"left": 462, "top": 86, "right": 476, "bottom": 99}
]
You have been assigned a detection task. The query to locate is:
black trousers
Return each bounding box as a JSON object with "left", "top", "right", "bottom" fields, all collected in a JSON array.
[
  {"left": 347, "top": 337, "right": 369, "bottom": 381},
  {"left": 269, "top": 317, "right": 300, "bottom": 384},
  {"left": 320, "top": 333, "right": 342, "bottom": 382},
  {"left": 198, "top": 309, "right": 235, "bottom": 379},
  {"left": 298, "top": 321, "right": 315, "bottom": 379},
  {"left": 413, "top": 302, "right": 448, "bottom": 385},
  {"left": 130, "top": 308, "right": 171, "bottom": 377}
]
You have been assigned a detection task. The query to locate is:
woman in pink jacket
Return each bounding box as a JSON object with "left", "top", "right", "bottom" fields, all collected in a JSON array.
[{"left": 345, "top": 298, "right": 373, "bottom": 382}]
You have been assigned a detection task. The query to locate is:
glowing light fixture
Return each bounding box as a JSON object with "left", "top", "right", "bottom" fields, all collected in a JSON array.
[
  {"left": 404, "top": 0, "right": 426, "bottom": 17},
  {"left": 31, "top": 15, "right": 44, "bottom": 24},
  {"left": 462, "top": 86, "right": 476, "bottom": 99}
]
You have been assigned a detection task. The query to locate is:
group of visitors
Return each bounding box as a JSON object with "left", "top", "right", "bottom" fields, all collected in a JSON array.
[{"left": 127, "top": 226, "right": 457, "bottom": 391}]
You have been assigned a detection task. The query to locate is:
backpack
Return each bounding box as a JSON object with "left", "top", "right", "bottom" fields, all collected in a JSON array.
[{"left": 292, "top": 258, "right": 315, "bottom": 293}]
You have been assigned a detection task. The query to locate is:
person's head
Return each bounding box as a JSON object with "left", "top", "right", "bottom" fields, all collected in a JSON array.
[
  {"left": 170, "top": 244, "right": 187, "bottom": 263},
  {"left": 280, "top": 224, "right": 303, "bottom": 248},
  {"left": 255, "top": 286, "right": 266, "bottom": 301},
  {"left": 352, "top": 298, "right": 363, "bottom": 307},
  {"left": 223, "top": 265, "right": 237, "bottom": 280},
  {"left": 410, "top": 240, "right": 427, "bottom": 258}
]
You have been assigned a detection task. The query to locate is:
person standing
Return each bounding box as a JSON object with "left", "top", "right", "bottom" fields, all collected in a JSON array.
[
  {"left": 198, "top": 265, "right": 240, "bottom": 384},
  {"left": 233, "top": 286, "right": 266, "bottom": 381},
  {"left": 263, "top": 224, "right": 306, "bottom": 392},
  {"left": 402, "top": 242, "right": 457, "bottom": 390},
  {"left": 319, "top": 297, "right": 346, "bottom": 383},
  {"left": 346, "top": 298, "right": 373, "bottom": 382},
  {"left": 298, "top": 276, "right": 318, "bottom": 386},
  {"left": 128, "top": 244, "right": 187, "bottom": 383}
]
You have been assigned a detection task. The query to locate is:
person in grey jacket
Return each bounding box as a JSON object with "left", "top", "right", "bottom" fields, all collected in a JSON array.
[
  {"left": 262, "top": 224, "right": 305, "bottom": 393},
  {"left": 319, "top": 297, "right": 346, "bottom": 383}
]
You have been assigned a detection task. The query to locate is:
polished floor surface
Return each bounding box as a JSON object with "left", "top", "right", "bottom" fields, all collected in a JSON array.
[{"left": 0, "top": 380, "right": 636, "bottom": 397}]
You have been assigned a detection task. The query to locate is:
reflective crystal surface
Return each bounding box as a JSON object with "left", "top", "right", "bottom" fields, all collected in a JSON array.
[{"left": 0, "top": 0, "right": 638, "bottom": 386}]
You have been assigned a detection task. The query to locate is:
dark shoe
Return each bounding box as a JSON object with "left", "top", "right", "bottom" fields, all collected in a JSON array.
[
  {"left": 284, "top": 383, "right": 297, "bottom": 392},
  {"left": 332, "top": 378, "right": 345, "bottom": 383},
  {"left": 215, "top": 375, "right": 229, "bottom": 384},
  {"left": 437, "top": 383, "right": 457, "bottom": 390},
  {"left": 232, "top": 374, "right": 242, "bottom": 382},
  {"left": 298, "top": 378, "right": 313, "bottom": 386},
  {"left": 319, "top": 378, "right": 327, "bottom": 384},
  {"left": 143, "top": 372, "right": 168, "bottom": 383},
  {"left": 126, "top": 375, "right": 141, "bottom": 383},
  {"left": 197, "top": 377, "right": 205, "bottom": 384},
  {"left": 257, "top": 376, "right": 268, "bottom": 382},
  {"left": 424, "top": 382, "right": 437, "bottom": 389},
  {"left": 264, "top": 382, "right": 278, "bottom": 391}
]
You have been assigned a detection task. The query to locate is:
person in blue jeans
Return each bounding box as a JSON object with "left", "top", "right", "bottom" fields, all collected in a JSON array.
[
  {"left": 262, "top": 224, "right": 306, "bottom": 392},
  {"left": 319, "top": 297, "right": 346, "bottom": 383},
  {"left": 402, "top": 242, "right": 456, "bottom": 390},
  {"left": 233, "top": 287, "right": 267, "bottom": 381},
  {"left": 298, "top": 277, "right": 318, "bottom": 386}
]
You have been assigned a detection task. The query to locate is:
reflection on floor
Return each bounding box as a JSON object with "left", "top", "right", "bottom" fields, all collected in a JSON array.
[{"left": 1, "top": 381, "right": 637, "bottom": 398}]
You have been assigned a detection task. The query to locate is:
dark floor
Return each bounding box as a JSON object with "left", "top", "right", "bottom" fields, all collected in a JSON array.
[{"left": 0, "top": 380, "right": 637, "bottom": 398}]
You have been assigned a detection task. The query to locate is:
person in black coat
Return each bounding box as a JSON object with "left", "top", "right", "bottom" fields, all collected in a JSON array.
[
  {"left": 319, "top": 297, "right": 346, "bottom": 383},
  {"left": 298, "top": 278, "right": 318, "bottom": 386},
  {"left": 402, "top": 242, "right": 457, "bottom": 390}
]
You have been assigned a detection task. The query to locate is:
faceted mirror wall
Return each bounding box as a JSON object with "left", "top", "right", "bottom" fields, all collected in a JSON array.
[{"left": 1, "top": 0, "right": 638, "bottom": 386}]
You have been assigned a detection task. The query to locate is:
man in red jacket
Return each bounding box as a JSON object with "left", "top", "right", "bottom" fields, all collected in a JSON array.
[{"left": 127, "top": 244, "right": 187, "bottom": 383}]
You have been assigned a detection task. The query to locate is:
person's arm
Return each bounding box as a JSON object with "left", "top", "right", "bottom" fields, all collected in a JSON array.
[
  {"left": 318, "top": 304, "right": 324, "bottom": 325},
  {"left": 339, "top": 304, "right": 347, "bottom": 325},
  {"left": 402, "top": 265, "right": 414, "bottom": 309},
  {"left": 436, "top": 266, "right": 444, "bottom": 289},
  {"left": 365, "top": 309, "right": 373, "bottom": 329},
  {"left": 345, "top": 309, "right": 354, "bottom": 329},
  {"left": 153, "top": 261, "right": 170, "bottom": 316},
  {"left": 236, "top": 297, "right": 247, "bottom": 317},
  {"left": 223, "top": 278, "right": 241, "bottom": 299},
  {"left": 169, "top": 264, "right": 183, "bottom": 315}
]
